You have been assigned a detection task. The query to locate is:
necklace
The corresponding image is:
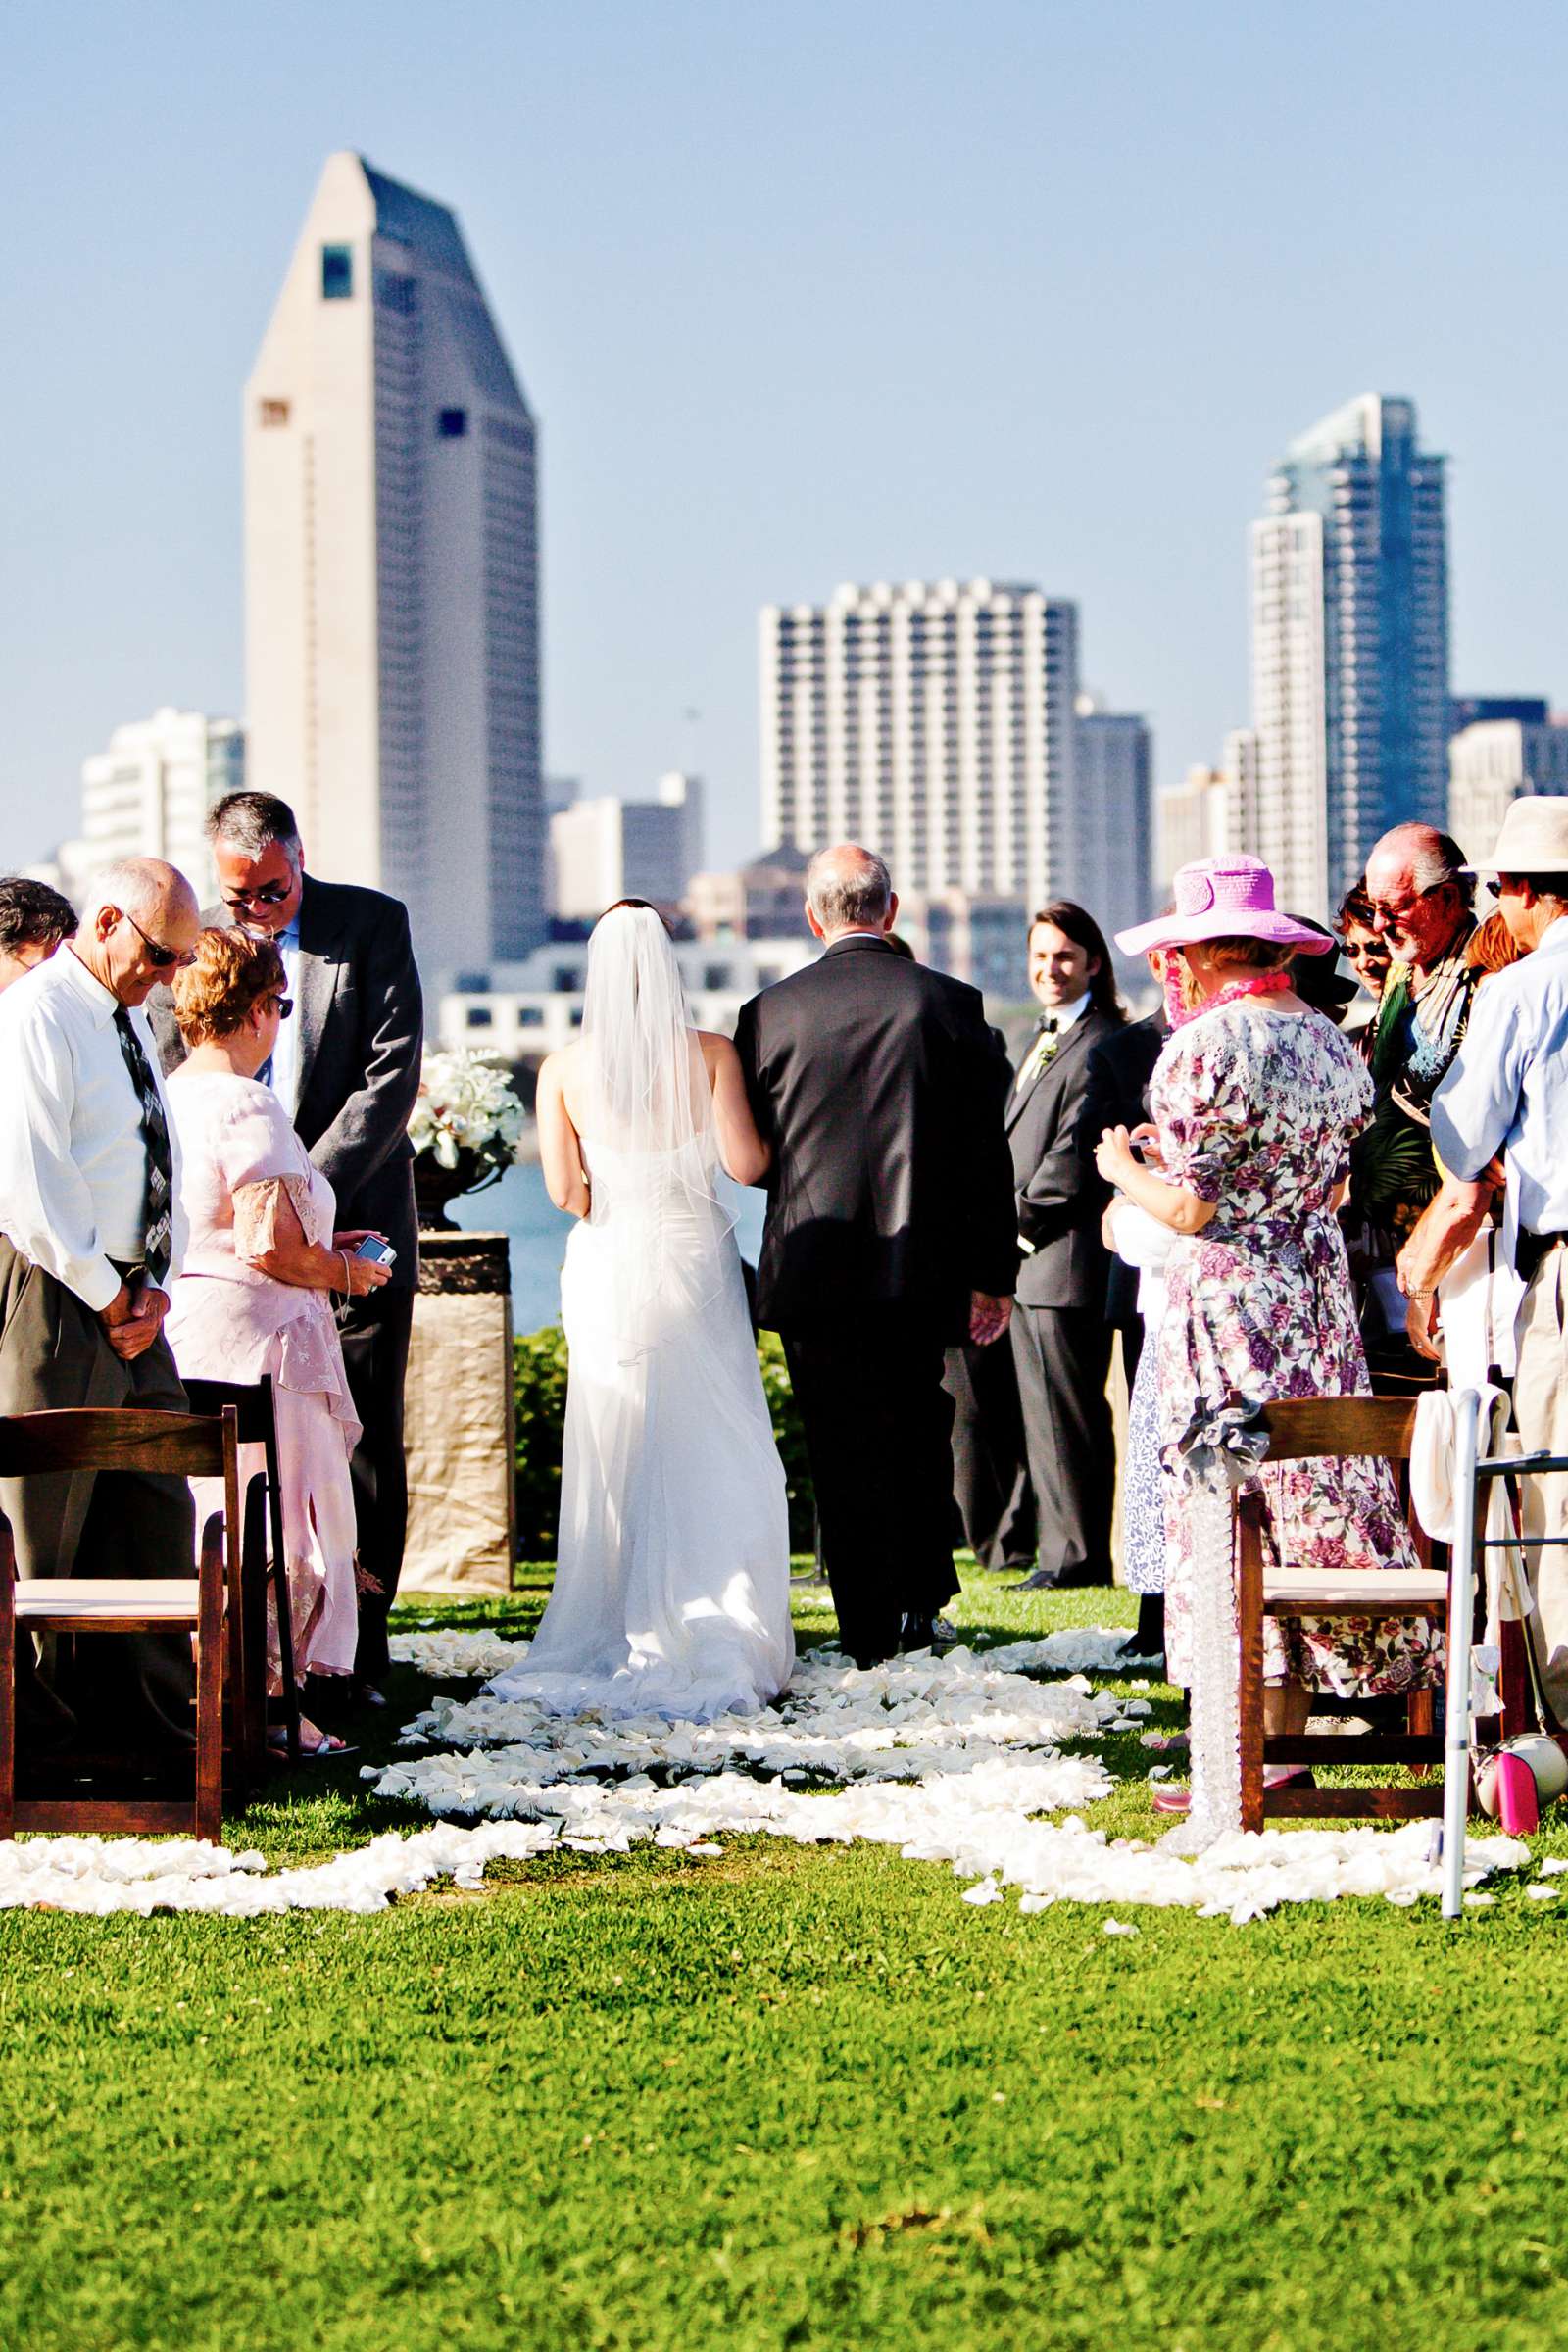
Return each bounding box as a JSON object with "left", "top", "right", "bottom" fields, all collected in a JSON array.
[{"left": 1171, "top": 967, "right": 1293, "bottom": 1028}]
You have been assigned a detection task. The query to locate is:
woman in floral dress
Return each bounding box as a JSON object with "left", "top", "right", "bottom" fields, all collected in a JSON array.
[{"left": 1096, "top": 858, "right": 1441, "bottom": 1825}]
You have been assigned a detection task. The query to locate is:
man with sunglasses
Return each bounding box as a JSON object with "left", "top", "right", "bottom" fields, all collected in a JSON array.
[
  {"left": 150, "top": 791, "right": 422, "bottom": 1708},
  {"left": 1345, "top": 821, "right": 1477, "bottom": 1392},
  {"left": 0, "top": 858, "right": 201, "bottom": 1763}
]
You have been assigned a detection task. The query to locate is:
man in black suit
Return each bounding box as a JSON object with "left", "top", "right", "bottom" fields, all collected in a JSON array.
[
  {"left": 734, "top": 845, "right": 1017, "bottom": 1669},
  {"left": 151, "top": 791, "right": 423, "bottom": 1700},
  {"left": 1007, "top": 903, "right": 1125, "bottom": 1591}
]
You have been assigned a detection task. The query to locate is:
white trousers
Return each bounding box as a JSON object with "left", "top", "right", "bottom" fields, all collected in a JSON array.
[{"left": 1514, "top": 1249, "right": 1568, "bottom": 1719}]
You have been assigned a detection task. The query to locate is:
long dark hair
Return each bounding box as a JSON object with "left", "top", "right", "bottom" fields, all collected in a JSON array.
[{"left": 1028, "top": 901, "right": 1126, "bottom": 1023}]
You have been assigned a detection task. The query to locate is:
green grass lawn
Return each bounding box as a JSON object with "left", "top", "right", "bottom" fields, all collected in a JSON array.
[{"left": 3, "top": 1570, "right": 1566, "bottom": 2352}]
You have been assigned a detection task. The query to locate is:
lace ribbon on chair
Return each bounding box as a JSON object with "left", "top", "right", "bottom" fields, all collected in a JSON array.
[{"left": 1162, "top": 1400, "right": 1271, "bottom": 1855}]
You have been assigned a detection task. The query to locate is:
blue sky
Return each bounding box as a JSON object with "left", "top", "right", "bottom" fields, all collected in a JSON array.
[{"left": 4, "top": 0, "right": 1564, "bottom": 872}]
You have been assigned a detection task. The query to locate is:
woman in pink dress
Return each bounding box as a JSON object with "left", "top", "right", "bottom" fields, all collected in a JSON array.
[{"left": 165, "top": 928, "right": 392, "bottom": 1757}]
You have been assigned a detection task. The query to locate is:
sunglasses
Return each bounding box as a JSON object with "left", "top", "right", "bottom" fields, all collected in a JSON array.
[
  {"left": 223, "top": 879, "right": 295, "bottom": 910},
  {"left": 122, "top": 910, "right": 196, "bottom": 970},
  {"left": 265, "top": 994, "right": 295, "bottom": 1020}
]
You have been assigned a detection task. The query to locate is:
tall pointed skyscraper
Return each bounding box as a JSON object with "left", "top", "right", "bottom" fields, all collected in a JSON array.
[
  {"left": 245, "top": 153, "right": 544, "bottom": 977},
  {"left": 1251, "top": 394, "right": 1448, "bottom": 912}
]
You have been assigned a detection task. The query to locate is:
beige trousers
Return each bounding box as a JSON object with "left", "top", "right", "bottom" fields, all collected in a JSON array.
[{"left": 1513, "top": 1248, "right": 1568, "bottom": 1720}]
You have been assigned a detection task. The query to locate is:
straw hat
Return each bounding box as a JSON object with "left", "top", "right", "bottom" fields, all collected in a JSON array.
[
  {"left": 1115, "top": 857, "right": 1335, "bottom": 958},
  {"left": 1472, "top": 796, "right": 1568, "bottom": 876}
]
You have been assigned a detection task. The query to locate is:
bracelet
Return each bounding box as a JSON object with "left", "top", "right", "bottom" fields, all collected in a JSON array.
[
  {"left": 1406, "top": 1287, "right": 1436, "bottom": 1300},
  {"left": 339, "top": 1250, "right": 352, "bottom": 1292}
]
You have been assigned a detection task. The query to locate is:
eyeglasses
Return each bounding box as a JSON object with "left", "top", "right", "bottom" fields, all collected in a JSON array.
[
  {"left": 265, "top": 994, "right": 294, "bottom": 1020},
  {"left": 223, "top": 880, "right": 294, "bottom": 910},
  {"left": 121, "top": 910, "right": 196, "bottom": 970},
  {"left": 1367, "top": 882, "right": 1446, "bottom": 927}
]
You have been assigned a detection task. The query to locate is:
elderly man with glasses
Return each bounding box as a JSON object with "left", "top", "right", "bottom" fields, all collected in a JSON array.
[
  {"left": 0, "top": 858, "right": 200, "bottom": 1765},
  {"left": 1345, "top": 821, "right": 1478, "bottom": 1392},
  {"left": 149, "top": 792, "right": 423, "bottom": 1709}
]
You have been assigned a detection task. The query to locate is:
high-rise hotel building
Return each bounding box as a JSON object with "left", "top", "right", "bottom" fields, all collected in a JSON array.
[
  {"left": 760, "top": 580, "right": 1080, "bottom": 912},
  {"left": 244, "top": 153, "right": 544, "bottom": 978},
  {"left": 1251, "top": 394, "right": 1448, "bottom": 913}
]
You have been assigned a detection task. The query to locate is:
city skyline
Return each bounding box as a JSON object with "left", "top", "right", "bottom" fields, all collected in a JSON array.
[{"left": 6, "top": 5, "right": 1566, "bottom": 885}]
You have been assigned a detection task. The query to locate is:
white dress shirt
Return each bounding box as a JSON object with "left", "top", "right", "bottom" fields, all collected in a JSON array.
[
  {"left": 0, "top": 947, "right": 187, "bottom": 1311},
  {"left": 1012, "top": 984, "right": 1092, "bottom": 1095},
  {"left": 1430, "top": 912, "right": 1568, "bottom": 1261},
  {"left": 265, "top": 912, "right": 303, "bottom": 1115}
]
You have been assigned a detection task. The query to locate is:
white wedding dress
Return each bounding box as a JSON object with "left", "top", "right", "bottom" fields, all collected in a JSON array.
[{"left": 488, "top": 906, "right": 794, "bottom": 1721}]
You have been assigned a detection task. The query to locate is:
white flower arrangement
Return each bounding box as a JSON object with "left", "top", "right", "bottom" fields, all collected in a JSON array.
[{"left": 408, "top": 1047, "right": 526, "bottom": 1184}]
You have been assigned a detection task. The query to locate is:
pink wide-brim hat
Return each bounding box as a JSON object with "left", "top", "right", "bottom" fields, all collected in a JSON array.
[{"left": 1114, "top": 857, "right": 1335, "bottom": 957}]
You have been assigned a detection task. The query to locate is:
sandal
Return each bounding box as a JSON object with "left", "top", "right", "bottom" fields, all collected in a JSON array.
[
  {"left": 267, "top": 1723, "right": 355, "bottom": 1763},
  {"left": 1152, "top": 1765, "right": 1315, "bottom": 1817}
]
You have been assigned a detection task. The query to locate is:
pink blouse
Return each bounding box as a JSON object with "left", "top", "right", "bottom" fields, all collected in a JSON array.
[{"left": 164, "top": 1069, "right": 357, "bottom": 1425}]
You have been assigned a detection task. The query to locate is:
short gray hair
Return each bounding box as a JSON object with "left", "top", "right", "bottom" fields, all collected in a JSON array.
[
  {"left": 807, "top": 844, "right": 893, "bottom": 933},
  {"left": 206, "top": 790, "right": 302, "bottom": 861}
]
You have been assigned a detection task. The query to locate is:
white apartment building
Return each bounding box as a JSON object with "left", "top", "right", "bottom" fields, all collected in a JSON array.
[
  {"left": 1449, "top": 716, "right": 1568, "bottom": 869},
  {"left": 1251, "top": 394, "right": 1448, "bottom": 916},
  {"left": 1155, "top": 733, "right": 1260, "bottom": 891},
  {"left": 59, "top": 709, "right": 245, "bottom": 906},
  {"left": 549, "top": 773, "right": 704, "bottom": 919},
  {"left": 760, "top": 579, "right": 1080, "bottom": 912},
  {"left": 245, "top": 152, "right": 545, "bottom": 983}
]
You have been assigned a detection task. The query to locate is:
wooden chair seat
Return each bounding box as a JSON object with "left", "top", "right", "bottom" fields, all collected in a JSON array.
[
  {"left": 1238, "top": 1397, "right": 1458, "bottom": 1833},
  {"left": 1262, "top": 1567, "right": 1449, "bottom": 1612},
  {"left": 13, "top": 1579, "right": 213, "bottom": 1628},
  {"left": 0, "top": 1405, "right": 240, "bottom": 1842}
]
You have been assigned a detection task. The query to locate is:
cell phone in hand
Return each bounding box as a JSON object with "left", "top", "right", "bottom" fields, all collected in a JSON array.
[{"left": 354, "top": 1236, "right": 397, "bottom": 1268}]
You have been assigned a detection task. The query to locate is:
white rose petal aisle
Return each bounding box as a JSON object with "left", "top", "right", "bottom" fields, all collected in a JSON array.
[{"left": 0, "top": 1630, "right": 1538, "bottom": 1918}]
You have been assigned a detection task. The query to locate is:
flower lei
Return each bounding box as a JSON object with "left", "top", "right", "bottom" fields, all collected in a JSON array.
[{"left": 1164, "top": 964, "right": 1293, "bottom": 1030}]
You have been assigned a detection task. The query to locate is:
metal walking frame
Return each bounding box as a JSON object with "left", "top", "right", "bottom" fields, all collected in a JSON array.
[{"left": 1441, "top": 1386, "right": 1568, "bottom": 1918}]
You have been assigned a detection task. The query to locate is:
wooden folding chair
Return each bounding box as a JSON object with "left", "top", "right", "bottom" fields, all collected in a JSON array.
[
  {"left": 181, "top": 1375, "right": 301, "bottom": 1775},
  {"left": 0, "top": 1404, "right": 241, "bottom": 1841},
  {"left": 1237, "top": 1396, "right": 1452, "bottom": 1834}
]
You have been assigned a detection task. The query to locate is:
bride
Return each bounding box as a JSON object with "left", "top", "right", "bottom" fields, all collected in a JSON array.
[{"left": 487, "top": 899, "right": 795, "bottom": 1719}]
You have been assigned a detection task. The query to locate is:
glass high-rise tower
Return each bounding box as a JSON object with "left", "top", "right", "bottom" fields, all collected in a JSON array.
[{"left": 1251, "top": 394, "right": 1448, "bottom": 913}]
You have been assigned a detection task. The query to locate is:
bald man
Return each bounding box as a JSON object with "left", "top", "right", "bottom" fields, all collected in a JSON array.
[
  {"left": 1348, "top": 821, "right": 1477, "bottom": 1390},
  {"left": 0, "top": 858, "right": 200, "bottom": 1760},
  {"left": 734, "top": 845, "right": 1017, "bottom": 1667}
]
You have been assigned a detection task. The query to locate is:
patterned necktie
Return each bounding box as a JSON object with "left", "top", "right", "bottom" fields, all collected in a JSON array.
[
  {"left": 113, "top": 1006, "right": 174, "bottom": 1285},
  {"left": 1015, "top": 1016, "right": 1059, "bottom": 1094}
]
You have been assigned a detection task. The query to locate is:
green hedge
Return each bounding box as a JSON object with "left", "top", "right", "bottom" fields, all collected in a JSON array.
[{"left": 514, "top": 1324, "right": 816, "bottom": 1560}]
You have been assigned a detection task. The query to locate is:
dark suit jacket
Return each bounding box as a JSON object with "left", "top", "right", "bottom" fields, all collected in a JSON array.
[
  {"left": 1007, "top": 1004, "right": 1123, "bottom": 1311},
  {"left": 152, "top": 876, "right": 425, "bottom": 1289},
  {"left": 1073, "top": 1011, "right": 1168, "bottom": 1328},
  {"left": 733, "top": 934, "right": 1017, "bottom": 1338}
]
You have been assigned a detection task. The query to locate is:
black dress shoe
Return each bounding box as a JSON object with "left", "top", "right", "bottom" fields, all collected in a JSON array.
[
  {"left": 355, "top": 1681, "right": 389, "bottom": 1710},
  {"left": 901, "top": 1613, "right": 960, "bottom": 1652},
  {"left": 1009, "top": 1569, "right": 1062, "bottom": 1592}
]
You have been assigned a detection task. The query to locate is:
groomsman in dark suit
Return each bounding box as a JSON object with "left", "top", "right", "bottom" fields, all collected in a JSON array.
[
  {"left": 151, "top": 793, "right": 423, "bottom": 1701},
  {"left": 735, "top": 846, "right": 1018, "bottom": 1669},
  {"left": 1007, "top": 904, "right": 1125, "bottom": 1590}
]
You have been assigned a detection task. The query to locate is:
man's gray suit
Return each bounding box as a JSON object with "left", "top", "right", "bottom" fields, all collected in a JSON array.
[
  {"left": 152, "top": 874, "right": 423, "bottom": 1681},
  {"left": 1007, "top": 1004, "right": 1121, "bottom": 1587}
]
